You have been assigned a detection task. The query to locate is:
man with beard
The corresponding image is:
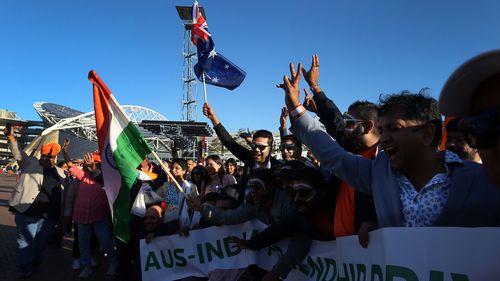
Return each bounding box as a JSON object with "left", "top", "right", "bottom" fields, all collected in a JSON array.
[
  {"left": 4, "top": 125, "right": 67, "bottom": 279},
  {"left": 445, "top": 118, "right": 481, "bottom": 163},
  {"left": 299, "top": 55, "right": 379, "bottom": 241},
  {"left": 279, "top": 60, "right": 500, "bottom": 246}
]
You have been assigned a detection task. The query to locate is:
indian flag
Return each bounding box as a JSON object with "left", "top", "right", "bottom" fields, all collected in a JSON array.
[{"left": 89, "top": 70, "right": 152, "bottom": 243}]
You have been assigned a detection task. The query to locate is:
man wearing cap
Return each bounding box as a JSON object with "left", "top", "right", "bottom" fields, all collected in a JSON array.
[
  {"left": 439, "top": 49, "right": 500, "bottom": 188},
  {"left": 4, "top": 126, "right": 67, "bottom": 279}
]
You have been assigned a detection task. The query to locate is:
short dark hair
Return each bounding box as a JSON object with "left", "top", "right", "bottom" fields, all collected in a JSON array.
[
  {"left": 172, "top": 158, "right": 188, "bottom": 171},
  {"left": 348, "top": 100, "right": 379, "bottom": 123},
  {"left": 253, "top": 129, "right": 274, "bottom": 147},
  {"left": 378, "top": 89, "right": 442, "bottom": 146},
  {"left": 281, "top": 134, "right": 302, "bottom": 147}
]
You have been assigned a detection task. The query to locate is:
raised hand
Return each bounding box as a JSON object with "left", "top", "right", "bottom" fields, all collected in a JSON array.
[
  {"left": 302, "top": 54, "right": 320, "bottom": 89},
  {"left": 279, "top": 107, "right": 289, "bottom": 129},
  {"left": 61, "top": 139, "right": 71, "bottom": 164},
  {"left": 3, "top": 123, "right": 14, "bottom": 140},
  {"left": 303, "top": 88, "right": 317, "bottom": 113},
  {"left": 202, "top": 103, "right": 220, "bottom": 125},
  {"left": 83, "top": 152, "right": 96, "bottom": 171},
  {"left": 62, "top": 139, "right": 70, "bottom": 151},
  {"left": 276, "top": 63, "right": 303, "bottom": 109}
]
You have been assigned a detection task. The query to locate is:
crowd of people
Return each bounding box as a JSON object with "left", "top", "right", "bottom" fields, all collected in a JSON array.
[{"left": 3, "top": 49, "right": 500, "bottom": 280}]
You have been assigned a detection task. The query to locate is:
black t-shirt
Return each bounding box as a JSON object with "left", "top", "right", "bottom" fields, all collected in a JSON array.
[{"left": 24, "top": 166, "right": 62, "bottom": 219}]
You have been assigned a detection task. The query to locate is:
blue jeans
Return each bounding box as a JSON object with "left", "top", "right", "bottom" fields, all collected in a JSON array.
[
  {"left": 15, "top": 213, "right": 56, "bottom": 273},
  {"left": 78, "top": 219, "right": 117, "bottom": 266}
]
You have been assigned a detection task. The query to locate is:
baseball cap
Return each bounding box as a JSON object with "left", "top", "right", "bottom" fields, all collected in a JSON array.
[{"left": 439, "top": 49, "right": 500, "bottom": 117}]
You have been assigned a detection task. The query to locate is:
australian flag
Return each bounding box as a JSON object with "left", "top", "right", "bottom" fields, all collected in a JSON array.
[{"left": 191, "top": 1, "right": 246, "bottom": 90}]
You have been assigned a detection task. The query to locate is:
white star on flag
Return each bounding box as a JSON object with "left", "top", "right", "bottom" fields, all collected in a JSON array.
[
  {"left": 224, "top": 64, "right": 229, "bottom": 69},
  {"left": 211, "top": 77, "right": 219, "bottom": 83},
  {"left": 208, "top": 48, "right": 217, "bottom": 59}
]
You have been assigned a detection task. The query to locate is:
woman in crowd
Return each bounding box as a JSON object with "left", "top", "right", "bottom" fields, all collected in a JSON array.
[
  {"left": 225, "top": 158, "right": 237, "bottom": 179},
  {"left": 156, "top": 158, "right": 199, "bottom": 235},
  {"left": 203, "top": 155, "right": 237, "bottom": 195},
  {"left": 190, "top": 165, "right": 209, "bottom": 196}
]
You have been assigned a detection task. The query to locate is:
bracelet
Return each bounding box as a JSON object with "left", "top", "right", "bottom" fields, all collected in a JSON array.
[
  {"left": 289, "top": 104, "right": 305, "bottom": 119},
  {"left": 310, "top": 84, "right": 319, "bottom": 91}
]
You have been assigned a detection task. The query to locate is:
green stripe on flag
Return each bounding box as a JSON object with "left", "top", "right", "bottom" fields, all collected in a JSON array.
[{"left": 112, "top": 122, "right": 152, "bottom": 242}]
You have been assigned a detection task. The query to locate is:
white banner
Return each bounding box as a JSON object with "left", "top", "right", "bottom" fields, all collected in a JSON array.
[{"left": 140, "top": 220, "right": 500, "bottom": 281}]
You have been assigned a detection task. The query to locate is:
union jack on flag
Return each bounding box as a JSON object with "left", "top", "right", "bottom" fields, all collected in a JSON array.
[
  {"left": 191, "top": 1, "right": 210, "bottom": 44},
  {"left": 191, "top": 1, "right": 246, "bottom": 90}
]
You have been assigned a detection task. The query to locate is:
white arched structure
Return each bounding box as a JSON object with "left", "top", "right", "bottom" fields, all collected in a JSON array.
[{"left": 33, "top": 102, "right": 171, "bottom": 153}]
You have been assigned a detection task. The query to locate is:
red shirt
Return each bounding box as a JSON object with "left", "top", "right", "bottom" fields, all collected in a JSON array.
[
  {"left": 334, "top": 145, "right": 378, "bottom": 237},
  {"left": 70, "top": 166, "right": 111, "bottom": 224}
]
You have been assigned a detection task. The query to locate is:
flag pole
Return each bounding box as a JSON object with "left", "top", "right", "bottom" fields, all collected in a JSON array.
[
  {"left": 202, "top": 71, "right": 208, "bottom": 103},
  {"left": 150, "top": 150, "right": 187, "bottom": 195}
]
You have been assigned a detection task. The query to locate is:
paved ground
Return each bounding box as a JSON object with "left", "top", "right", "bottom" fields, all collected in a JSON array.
[{"left": 0, "top": 174, "right": 109, "bottom": 281}]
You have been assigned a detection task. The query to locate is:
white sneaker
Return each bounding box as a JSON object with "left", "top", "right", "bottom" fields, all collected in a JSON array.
[
  {"left": 78, "top": 266, "right": 93, "bottom": 278},
  {"left": 106, "top": 261, "right": 118, "bottom": 276},
  {"left": 90, "top": 257, "right": 97, "bottom": 267},
  {"left": 72, "top": 259, "right": 81, "bottom": 270}
]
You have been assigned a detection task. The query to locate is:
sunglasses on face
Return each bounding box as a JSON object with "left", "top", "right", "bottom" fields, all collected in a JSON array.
[
  {"left": 343, "top": 113, "right": 365, "bottom": 131},
  {"left": 250, "top": 143, "right": 269, "bottom": 151},
  {"left": 460, "top": 109, "right": 500, "bottom": 149},
  {"left": 280, "top": 143, "right": 296, "bottom": 151}
]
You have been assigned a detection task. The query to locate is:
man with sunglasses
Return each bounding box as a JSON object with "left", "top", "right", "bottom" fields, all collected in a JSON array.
[
  {"left": 203, "top": 102, "right": 282, "bottom": 203},
  {"left": 280, "top": 62, "right": 500, "bottom": 243},
  {"left": 279, "top": 135, "right": 301, "bottom": 161},
  {"left": 4, "top": 126, "right": 68, "bottom": 279},
  {"left": 440, "top": 49, "right": 500, "bottom": 188}
]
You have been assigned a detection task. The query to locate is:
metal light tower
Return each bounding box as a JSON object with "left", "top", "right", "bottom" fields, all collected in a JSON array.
[{"left": 176, "top": 5, "right": 206, "bottom": 122}]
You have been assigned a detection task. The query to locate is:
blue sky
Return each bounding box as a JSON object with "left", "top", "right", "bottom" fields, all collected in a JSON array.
[{"left": 2, "top": 0, "right": 500, "bottom": 132}]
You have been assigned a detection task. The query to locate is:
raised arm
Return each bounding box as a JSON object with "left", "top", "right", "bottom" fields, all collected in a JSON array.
[
  {"left": 4, "top": 124, "right": 30, "bottom": 168},
  {"left": 61, "top": 139, "right": 71, "bottom": 164},
  {"left": 302, "top": 54, "right": 346, "bottom": 141},
  {"left": 203, "top": 102, "right": 253, "bottom": 163},
  {"left": 279, "top": 62, "right": 373, "bottom": 194},
  {"left": 279, "top": 107, "right": 291, "bottom": 138}
]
